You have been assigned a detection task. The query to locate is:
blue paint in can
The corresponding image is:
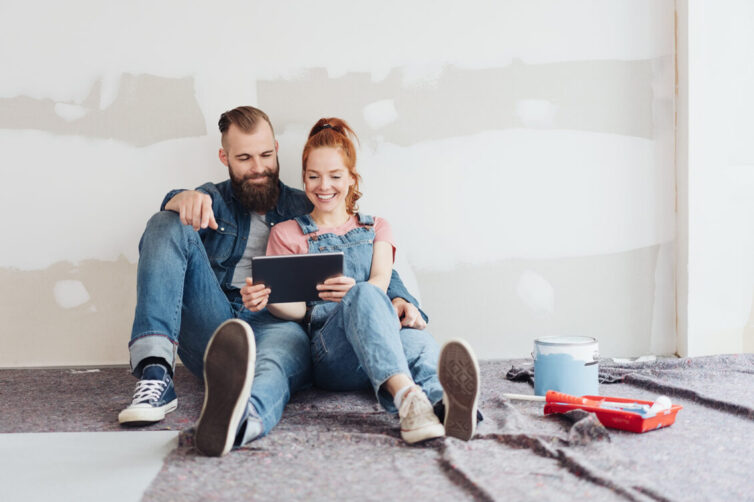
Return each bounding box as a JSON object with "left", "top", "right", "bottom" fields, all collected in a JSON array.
[{"left": 533, "top": 336, "right": 599, "bottom": 396}]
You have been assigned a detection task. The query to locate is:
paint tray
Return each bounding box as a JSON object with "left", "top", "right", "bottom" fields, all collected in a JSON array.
[{"left": 543, "top": 393, "right": 683, "bottom": 433}]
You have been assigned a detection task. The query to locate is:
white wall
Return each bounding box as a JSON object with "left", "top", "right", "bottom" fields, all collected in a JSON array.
[
  {"left": 0, "top": 0, "right": 677, "bottom": 366},
  {"left": 677, "top": 0, "right": 754, "bottom": 355}
]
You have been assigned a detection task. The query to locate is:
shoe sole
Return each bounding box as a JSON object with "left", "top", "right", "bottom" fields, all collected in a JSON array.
[
  {"left": 195, "top": 319, "right": 255, "bottom": 457},
  {"left": 118, "top": 399, "right": 178, "bottom": 426},
  {"left": 401, "top": 422, "right": 446, "bottom": 444},
  {"left": 438, "top": 339, "right": 480, "bottom": 441}
]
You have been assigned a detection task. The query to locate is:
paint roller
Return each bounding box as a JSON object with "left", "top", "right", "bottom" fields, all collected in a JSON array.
[{"left": 503, "top": 391, "right": 673, "bottom": 418}]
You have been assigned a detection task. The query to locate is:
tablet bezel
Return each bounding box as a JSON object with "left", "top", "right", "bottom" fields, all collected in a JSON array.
[{"left": 251, "top": 252, "right": 345, "bottom": 303}]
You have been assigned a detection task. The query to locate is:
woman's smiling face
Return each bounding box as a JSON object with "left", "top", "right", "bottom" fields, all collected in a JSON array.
[{"left": 304, "top": 147, "right": 355, "bottom": 217}]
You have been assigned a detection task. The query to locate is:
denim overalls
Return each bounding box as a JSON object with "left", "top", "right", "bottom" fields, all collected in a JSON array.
[{"left": 294, "top": 213, "right": 443, "bottom": 413}]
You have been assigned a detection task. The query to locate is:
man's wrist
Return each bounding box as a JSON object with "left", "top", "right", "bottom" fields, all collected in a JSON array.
[{"left": 391, "top": 297, "right": 407, "bottom": 306}]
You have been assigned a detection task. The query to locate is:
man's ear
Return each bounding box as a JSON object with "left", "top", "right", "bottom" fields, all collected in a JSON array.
[{"left": 218, "top": 148, "right": 229, "bottom": 167}]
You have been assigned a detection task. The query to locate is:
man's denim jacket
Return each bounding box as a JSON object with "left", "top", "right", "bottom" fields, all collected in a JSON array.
[{"left": 161, "top": 180, "right": 427, "bottom": 321}]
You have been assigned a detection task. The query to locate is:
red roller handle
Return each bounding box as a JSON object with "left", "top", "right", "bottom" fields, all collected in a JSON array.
[{"left": 545, "top": 390, "right": 602, "bottom": 407}]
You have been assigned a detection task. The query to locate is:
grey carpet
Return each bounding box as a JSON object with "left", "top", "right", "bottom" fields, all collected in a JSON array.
[{"left": 2, "top": 355, "right": 752, "bottom": 501}]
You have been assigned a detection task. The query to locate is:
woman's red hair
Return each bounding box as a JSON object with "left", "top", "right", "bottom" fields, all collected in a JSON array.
[{"left": 302, "top": 118, "right": 362, "bottom": 215}]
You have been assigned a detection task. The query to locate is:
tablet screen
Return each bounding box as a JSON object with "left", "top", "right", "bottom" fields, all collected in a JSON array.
[{"left": 251, "top": 252, "right": 344, "bottom": 303}]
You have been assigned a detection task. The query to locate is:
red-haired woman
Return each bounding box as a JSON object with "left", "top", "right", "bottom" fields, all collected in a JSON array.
[{"left": 256, "top": 118, "right": 480, "bottom": 444}]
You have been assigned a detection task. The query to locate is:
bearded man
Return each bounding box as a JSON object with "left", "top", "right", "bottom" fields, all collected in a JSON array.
[{"left": 118, "top": 106, "right": 427, "bottom": 456}]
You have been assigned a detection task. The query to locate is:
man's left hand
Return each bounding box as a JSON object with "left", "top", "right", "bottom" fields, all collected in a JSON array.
[{"left": 392, "top": 298, "right": 427, "bottom": 330}]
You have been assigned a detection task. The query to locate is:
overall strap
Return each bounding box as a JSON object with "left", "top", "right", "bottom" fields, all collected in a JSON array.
[
  {"left": 294, "top": 214, "right": 319, "bottom": 235},
  {"left": 357, "top": 213, "right": 374, "bottom": 227}
]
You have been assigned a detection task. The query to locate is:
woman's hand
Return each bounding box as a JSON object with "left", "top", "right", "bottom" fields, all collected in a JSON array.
[
  {"left": 242, "top": 278, "right": 271, "bottom": 312},
  {"left": 317, "top": 276, "right": 356, "bottom": 302}
]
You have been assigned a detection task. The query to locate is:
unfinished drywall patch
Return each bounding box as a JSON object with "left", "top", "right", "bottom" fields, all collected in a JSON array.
[
  {"left": 0, "top": 1, "right": 674, "bottom": 107},
  {"left": 416, "top": 245, "right": 667, "bottom": 359},
  {"left": 0, "top": 129, "right": 223, "bottom": 270},
  {"left": 0, "top": 74, "right": 206, "bottom": 146},
  {"left": 54, "top": 103, "right": 89, "bottom": 122},
  {"left": 355, "top": 128, "right": 673, "bottom": 270},
  {"left": 0, "top": 258, "right": 136, "bottom": 367},
  {"left": 258, "top": 59, "right": 666, "bottom": 145},
  {"left": 515, "top": 99, "right": 559, "bottom": 128},
  {"left": 53, "top": 280, "right": 91, "bottom": 309},
  {"left": 363, "top": 99, "right": 399, "bottom": 130},
  {"left": 516, "top": 270, "right": 555, "bottom": 316}
]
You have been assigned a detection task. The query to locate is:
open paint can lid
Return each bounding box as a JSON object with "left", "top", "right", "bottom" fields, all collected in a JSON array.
[{"left": 534, "top": 336, "right": 597, "bottom": 346}]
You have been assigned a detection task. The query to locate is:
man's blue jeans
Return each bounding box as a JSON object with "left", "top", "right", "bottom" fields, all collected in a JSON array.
[
  {"left": 128, "top": 211, "right": 312, "bottom": 441},
  {"left": 309, "top": 282, "right": 442, "bottom": 412}
]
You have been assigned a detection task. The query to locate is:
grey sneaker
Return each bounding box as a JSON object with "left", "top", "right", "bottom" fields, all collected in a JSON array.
[
  {"left": 195, "top": 319, "right": 255, "bottom": 457},
  {"left": 438, "top": 339, "right": 480, "bottom": 441},
  {"left": 398, "top": 386, "right": 445, "bottom": 444}
]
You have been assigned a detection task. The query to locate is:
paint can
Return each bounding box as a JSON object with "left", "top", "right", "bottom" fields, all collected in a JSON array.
[{"left": 533, "top": 336, "right": 599, "bottom": 396}]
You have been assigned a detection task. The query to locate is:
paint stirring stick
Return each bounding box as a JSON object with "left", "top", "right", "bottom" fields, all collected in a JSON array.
[{"left": 501, "top": 393, "right": 547, "bottom": 401}]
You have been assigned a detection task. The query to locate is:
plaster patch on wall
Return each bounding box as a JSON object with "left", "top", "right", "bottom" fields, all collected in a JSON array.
[
  {"left": 0, "top": 131, "right": 221, "bottom": 270},
  {"left": 0, "top": 1, "right": 675, "bottom": 106},
  {"left": 400, "top": 64, "right": 445, "bottom": 88},
  {"left": 417, "top": 245, "right": 666, "bottom": 359},
  {"left": 0, "top": 258, "right": 136, "bottom": 367},
  {"left": 54, "top": 103, "right": 89, "bottom": 122},
  {"left": 98, "top": 74, "right": 123, "bottom": 111},
  {"left": 53, "top": 280, "right": 91, "bottom": 309},
  {"left": 516, "top": 270, "right": 555, "bottom": 316},
  {"left": 0, "top": 74, "right": 206, "bottom": 146},
  {"left": 515, "top": 99, "right": 559, "bottom": 128},
  {"left": 356, "top": 129, "right": 672, "bottom": 269},
  {"left": 363, "top": 100, "right": 399, "bottom": 130},
  {"left": 259, "top": 59, "right": 668, "bottom": 145}
]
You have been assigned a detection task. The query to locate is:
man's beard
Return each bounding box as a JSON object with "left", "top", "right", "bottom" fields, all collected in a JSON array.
[{"left": 229, "top": 159, "right": 281, "bottom": 213}]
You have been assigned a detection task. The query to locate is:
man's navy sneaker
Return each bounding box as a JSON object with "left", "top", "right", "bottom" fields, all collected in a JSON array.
[{"left": 118, "top": 363, "right": 178, "bottom": 425}]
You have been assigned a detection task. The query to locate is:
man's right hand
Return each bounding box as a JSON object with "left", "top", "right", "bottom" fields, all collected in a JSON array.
[
  {"left": 392, "top": 297, "right": 427, "bottom": 330},
  {"left": 165, "top": 190, "right": 218, "bottom": 231}
]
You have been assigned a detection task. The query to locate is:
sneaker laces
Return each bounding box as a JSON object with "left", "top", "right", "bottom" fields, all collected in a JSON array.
[
  {"left": 399, "top": 387, "right": 432, "bottom": 420},
  {"left": 131, "top": 379, "right": 167, "bottom": 404}
]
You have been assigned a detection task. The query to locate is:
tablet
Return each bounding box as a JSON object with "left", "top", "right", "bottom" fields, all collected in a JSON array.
[{"left": 251, "top": 252, "right": 344, "bottom": 303}]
